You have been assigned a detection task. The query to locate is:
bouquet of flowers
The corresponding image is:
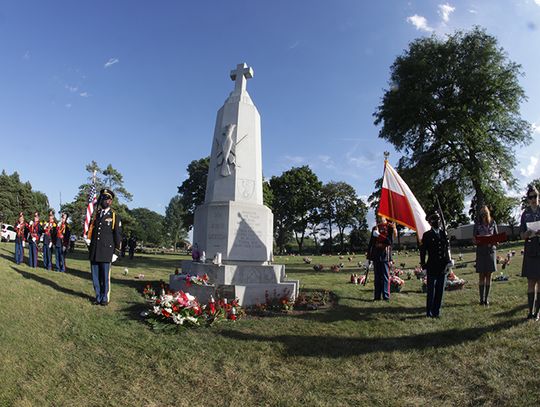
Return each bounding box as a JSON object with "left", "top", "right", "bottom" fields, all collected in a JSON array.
[
  {"left": 446, "top": 271, "right": 466, "bottom": 290},
  {"left": 313, "top": 264, "right": 324, "bottom": 272},
  {"left": 493, "top": 272, "right": 509, "bottom": 282},
  {"left": 414, "top": 266, "right": 426, "bottom": 279},
  {"left": 249, "top": 289, "right": 295, "bottom": 314},
  {"left": 303, "top": 257, "right": 312, "bottom": 264},
  {"left": 330, "top": 264, "right": 341, "bottom": 273},
  {"left": 389, "top": 275, "right": 405, "bottom": 292},
  {"left": 182, "top": 273, "right": 210, "bottom": 288}
]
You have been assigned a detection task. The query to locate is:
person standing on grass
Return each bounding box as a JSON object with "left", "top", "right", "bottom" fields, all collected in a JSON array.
[
  {"left": 42, "top": 211, "right": 56, "bottom": 271},
  {"left": 367, "top": 216, "right": 395, "bottom": 301},
  {"left": 474, "top": 206, "right": 498, "bottom": 306},
  {"left": 87, "top": 188, "right": 122, "bottom": 306},
  {"left": 520, "top": 185, "right": 540, "bottom": 321},
  {"left": 14, "top": 212, "right": 27, "bottom": 265},
  {"left": 27, "top": 211, "right": 42, "bottom": 268},
  {"left": 52, "top": 212, "right": 70, "bottom": 272},
  {"left": 420, "top": 213, "right": 451, "bottom": 318}
]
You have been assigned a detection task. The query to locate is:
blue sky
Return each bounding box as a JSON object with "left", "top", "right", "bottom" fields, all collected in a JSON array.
[{"left": 1, "top": 0, "right": 539, "bottom": 222}]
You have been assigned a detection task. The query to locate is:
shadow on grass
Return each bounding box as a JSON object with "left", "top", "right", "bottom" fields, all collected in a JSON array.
[
  {"left": 10, "top": 265, "right": 95, "bottom": 302},
  {"left": 218, "top": 315, "right": 524, "bottom": 357}
]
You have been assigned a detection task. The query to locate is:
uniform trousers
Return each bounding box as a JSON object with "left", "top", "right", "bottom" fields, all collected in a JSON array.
[
  {"left": 43, "top": 244, "right": 53, "bottom": 270},
  {"left": 15, "top": 241, "right": 24, "bottom": 264},
  {"left": 426, "top": 272, "right": 447, "bottom": 317},
  {"left": 91, "top": 262, "right": 111, "bottom": 303},
  {"left": 55, "top": 246, "right": 66, "bottom": 272},
  {"left": 28, "top": 240, "right": 38, "bottom": 268},
  {"left": 373, "top": 261, "right": 390, "bottom": 300}
]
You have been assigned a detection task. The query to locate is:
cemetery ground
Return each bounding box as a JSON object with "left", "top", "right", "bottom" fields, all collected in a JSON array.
[{"left": 0, "top": 242, "right": 539, "bottom": 407}]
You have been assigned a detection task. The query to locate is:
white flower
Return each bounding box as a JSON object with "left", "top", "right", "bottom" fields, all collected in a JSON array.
[
  {"left": 140, "top": 311, "right": 149, "bottom": 317},
  {"left": 185, "top": 293, "right": 196, "bottom": 302}
]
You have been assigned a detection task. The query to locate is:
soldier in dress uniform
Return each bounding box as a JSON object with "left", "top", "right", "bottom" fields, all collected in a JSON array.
[
  {"left": 520, "top": 185, "right": 540, "bottom": 320},
  {"left": 420, "top": 213, "right": 452, "bottom": 318},
  {"left": 52, "top": 212, "right": 70, "bottom": 272},
  {"left": 87, "top": 188, "right": 122, "bottom": 306},
  {"left": 14, "top": 212, "right": 28, "bottom": 265},
  {"left": 367, "top": 216, "right": 395, "bottom": 301},
  {"left": 27, "top": 211, "right": 42, "bottom": 268},
  {"left": 42, "top": 211, "right": 56, "bottom": 270}
]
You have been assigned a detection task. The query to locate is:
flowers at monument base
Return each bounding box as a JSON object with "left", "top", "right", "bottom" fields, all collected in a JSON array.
[
  {"left": 414, "top": 266, "right": 426, "bottom": 279},
  {"left": 493, "top": 272, "right": 509, "bottom": 282},
  {"left": 183, "top": 273, "right": 210, "bottom": 287},
  {"left": 142, "top": 284, "right": 242, "bottom": 330}
]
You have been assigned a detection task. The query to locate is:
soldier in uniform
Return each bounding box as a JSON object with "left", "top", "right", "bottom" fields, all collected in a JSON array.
[
  {"left": 520, "top": 185, "right": 540, "bottom": 320},
  {"left": 87, "top": 188, "right": 122, "bottom": 306},
  {"left": 52, "top": 212, "right": 70, "bottom": 272},
  {"left": 27, "top": 211, "right": 42, "bottom": 268},
  {"left": 14, "top": 212, "right": 28, "bottom": 265},
  {"left": 367, "top": 216, "right": 395, "bottom": 301},
  {"left": 42, "top": 211, "right": 56, "bottom": 270},
  {"left": 420, "top": 213, "right": 452, "bottom": 318}
]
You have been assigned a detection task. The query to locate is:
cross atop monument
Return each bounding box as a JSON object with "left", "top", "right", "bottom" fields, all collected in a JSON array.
[{"left": 230, "top": 63, "right": 254, "bottom": 93}]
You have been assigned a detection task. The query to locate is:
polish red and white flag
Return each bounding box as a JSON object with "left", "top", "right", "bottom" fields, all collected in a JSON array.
[{"left": 378, "top": 160, "right": 430, "bottom": 239}]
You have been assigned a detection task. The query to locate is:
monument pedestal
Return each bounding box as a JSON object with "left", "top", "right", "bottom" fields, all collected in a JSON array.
[
  {"left": 193, "top": 201, "right": 273, "bottom": 263},
  {"left": 170, "top": 260, "right": 299, "bottom": 306}
]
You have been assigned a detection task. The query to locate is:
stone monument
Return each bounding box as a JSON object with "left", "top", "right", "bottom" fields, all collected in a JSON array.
[{"left": 170, "top": 63, "right": 298, "bottom": 306}]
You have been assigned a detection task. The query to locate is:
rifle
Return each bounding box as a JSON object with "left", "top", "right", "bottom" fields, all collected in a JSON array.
[{"left": 435, "top": 195, "right": 454, "bottom": 274}]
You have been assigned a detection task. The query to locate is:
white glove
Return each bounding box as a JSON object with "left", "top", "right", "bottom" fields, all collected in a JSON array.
[
  {"left": 22, "top": 242, "right": 25, "bottom": 248},
  {"left": 84, "top": 238, "right": 91, "bottom": 246},
  {"left": 112, "top": 254, "right": 118, "bottom": 263},
  {"left": 32, "top": 237, "right": 36, "bottom": 242},
  {"left": 372, "top": 230, "right": 380, "bottom": 238},
  {"left": 63, "top": 246, "right": 67, "bottom": 253},
  {"left": 48, "top": 243, "right": 52, "bottom": 249}
]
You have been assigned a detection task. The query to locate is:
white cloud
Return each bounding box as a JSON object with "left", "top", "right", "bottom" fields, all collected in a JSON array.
[
  {"left": 283, "top": 155, "right": 306, "bottom": 165},
  {"left": 535, "top": 0, "right": 540, "bottom": 7},
  {"left": 104, "top": 58, "right": 119, "bottom": 68},
  {"left": 533, "top": 122, "right": 540, "bottom": 134},
  {"left": 65, "top": 103, "right": 72, "bottom": 109},
  {"left": 520, "top": 156, "right": 539, "bottom": 177},
  {"left": 438, "top": 3, "right": 456, "bottom": 23},
  {"left": 406, "top": 15, "right": 433, "bottom": 32},
  {"left": 23, "top": 51, "right": 30, "bottom": 60},
  {"left": 317, "top": 155, "right": 336, "bottom": 170},
  {"left": 468, "top": 9, "right": 477, "bottom": 14},
  {"left": 289, "top": 41, "right": 300, "bottom": 49},
  {"left": 65, "top": 85, "right": 78, "bottom": 92},
  {"left": 79, "top": 92, "right": 89, "bottom": 97}
]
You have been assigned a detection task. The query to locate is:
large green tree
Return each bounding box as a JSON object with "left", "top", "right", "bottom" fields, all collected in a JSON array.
[
  {"left": 177, "top": 157, "right": 210, "bottom": 230},
  {"left": 269, "top": 166, "right": 322, "bottom": 254},
  {"left": 129, "top": 208, "right": 165, "bottom": 246},
  {"left": 163, "top": 195, "right": 188, "bottom": 249},
  {"left": 374, "top": 27, "right": 532, "bottom": 219},
  {"left": 0, "top": 170, "right": 51, "bottom": 223},
  {"left": 321, "top": 181, "right": 368, "bottom": 253}
]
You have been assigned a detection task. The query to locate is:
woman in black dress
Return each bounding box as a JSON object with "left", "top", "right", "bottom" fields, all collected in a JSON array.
[
  {"left": 473, "top": 206, "right": 498, "bottom": 305},
  {"left": 520, "top": 185, "right": 540, "bottom": 320}
]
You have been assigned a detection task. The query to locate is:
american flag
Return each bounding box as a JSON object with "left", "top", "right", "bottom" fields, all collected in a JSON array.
[{"left": 83, "top": 183, "right": 98, "bottom": 239}]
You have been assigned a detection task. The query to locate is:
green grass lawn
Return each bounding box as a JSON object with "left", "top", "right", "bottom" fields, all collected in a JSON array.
[{"left": 0, "top": 242, "right": 539, "bottom": 406}]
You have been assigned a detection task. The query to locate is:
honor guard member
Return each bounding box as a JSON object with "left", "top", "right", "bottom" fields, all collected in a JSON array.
[
  {"left": 420, "top": 213, "right": 452, "bottom": 318},
  {"left": 27, "top": 212, "right": 43, "bottom": 268},
  {"left": 14, "top": 212, "right": 28, "bottom": 265},
  {"left": 87, "top": 188, "right": 122, "bottom": 306},
  {"left": 367, "top": 216, "right": 395, "bottom": 301},
  {"left": 42, "top": 211, "right": 56, "bottom": 270},
  {"left": 52, "top": 212, "right": 70, "bottom": 272}
]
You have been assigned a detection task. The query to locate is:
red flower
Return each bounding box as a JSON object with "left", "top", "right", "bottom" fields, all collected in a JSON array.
[{"left": 162, "top": 310, "right": 171, "bottom": 318}]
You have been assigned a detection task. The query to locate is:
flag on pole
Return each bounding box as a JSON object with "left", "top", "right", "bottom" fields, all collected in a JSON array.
[
  {"left": 83, "top": 179, "right": 98, "bottom": 239},
  {"left": 378, "top": 160, "right": 430, "bottom": 240}
]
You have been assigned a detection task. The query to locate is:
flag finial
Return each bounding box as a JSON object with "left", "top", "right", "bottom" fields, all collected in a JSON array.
[{"left": 383, "top": 151, "right": 390, "bottom": 162}]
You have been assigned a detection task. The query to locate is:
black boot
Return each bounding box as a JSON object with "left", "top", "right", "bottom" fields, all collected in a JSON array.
[
  {"left": 484, "top": 284, "right": 491, "bottom": 306},
  {"left": 527, "top": 292, "right": 535, "bottom": 319},
  {"left": 479, "top": 285, "right": 485, "bottom": 305}
]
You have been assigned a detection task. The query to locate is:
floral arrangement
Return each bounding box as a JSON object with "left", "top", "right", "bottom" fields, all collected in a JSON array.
[
  {"left": 349, "top": 273, "right": 367, "bottom": 285},
  {"left": 389, "top": 275, "right": 405, "bottom": 292},
  {"left": 392, "top": 267, "right": 404, "bottom": 277},
  {"left": 141, "top": 283, "right": 241, "bottom": 330},
  {"left": 313, "top": 264, "right": 324, "bottom": 272},
  {"left": 414, "top": 266, "right": 426, "bottom": 279},
  {"left": 249, "top": 289, "right": 295, "bottom": 314},
  {"left": 493, "top": 272, "right": 509, "bottom": 282},
  {"left": 446, "top": 271, "right": 466, "bottom": 290},
  {"left": 405, "top": 270, "right": 413, "bottom": 280},
  {"left": 330, "top": 264, "right": 341, "bottom": 273},
  {"left": 303, "top": 257, "right": 312, "bottom": 264},
  {"left": 184, "top": 273, "right": 210, "bottom": 287}
]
